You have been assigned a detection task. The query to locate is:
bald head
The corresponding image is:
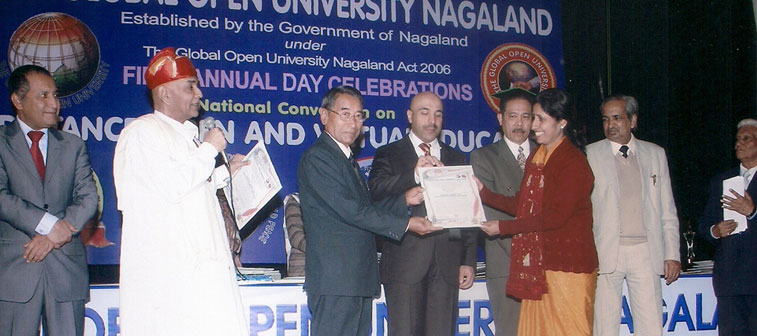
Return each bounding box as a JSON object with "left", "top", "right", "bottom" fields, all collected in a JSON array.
[
  {"left": 407, "top": 92, "right": 443, "bottom": 143},
  {"left": 410, "top": 92, "right": 441, "bottom": 109}
]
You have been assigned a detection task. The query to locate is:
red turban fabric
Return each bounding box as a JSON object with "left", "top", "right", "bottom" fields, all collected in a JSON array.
[{"left": 144, "top": 47, "right": 197, "bottom": 90}]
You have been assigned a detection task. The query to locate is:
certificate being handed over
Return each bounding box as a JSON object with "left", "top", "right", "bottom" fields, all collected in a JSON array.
[{"left": 418, "top": 165, "right": 486, "bottom": 228}]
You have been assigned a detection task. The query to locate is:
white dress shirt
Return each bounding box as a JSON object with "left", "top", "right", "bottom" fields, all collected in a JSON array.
[
  {"left": 408, "top": 131, "right": 441, "bottom": 158},
  {"left": 503, "top": 136, "right": 531, "bottom": 160},
  {"left": 608, "top": 134, "right": 637, "bottom": 157}
]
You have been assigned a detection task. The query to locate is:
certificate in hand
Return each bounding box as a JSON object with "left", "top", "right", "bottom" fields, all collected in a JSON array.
[
  {"left": 722, "top": 176, "right": 748, "bottom": 235},
  {"left": 231, "top": 142, "right": 282, "bottom": 230},
  {"left": 418, "top": 165, "right": 486, "bottom": 228}
]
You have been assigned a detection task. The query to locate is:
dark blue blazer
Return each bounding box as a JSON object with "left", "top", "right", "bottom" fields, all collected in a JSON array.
[
  {"left": 698, "top": 168, "right": 757, "bottom": 297},
  {"left": 298, "top": 133, "right": 408, "bottom": 298}
]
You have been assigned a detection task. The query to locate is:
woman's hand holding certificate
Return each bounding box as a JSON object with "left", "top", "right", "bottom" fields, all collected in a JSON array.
[{"left": 418, "top": 165, "right": 486, "bottom": 228}]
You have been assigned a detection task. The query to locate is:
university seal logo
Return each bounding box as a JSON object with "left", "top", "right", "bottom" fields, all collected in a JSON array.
[
  {"left": 8, "top": 13, "right": 100, "bottom": 97},
  {"left": 480, "top": 43, "right": 556, "bottom": 113}
]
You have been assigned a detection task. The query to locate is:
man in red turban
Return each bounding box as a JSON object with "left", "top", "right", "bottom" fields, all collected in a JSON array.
[{"left": 113, "top": 47, "right": 249, "bottom": 335}]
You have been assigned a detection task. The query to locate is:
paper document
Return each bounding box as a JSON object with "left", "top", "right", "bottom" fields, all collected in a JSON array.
[
  {"left": 418, "top": 165, "right": 485, "bottom": 228},
  {"left": 231, "top": 142, "right": 282, "bottom": 229},
  {"left": 722, "top": 176, "right": 748, "bottom": 235}
]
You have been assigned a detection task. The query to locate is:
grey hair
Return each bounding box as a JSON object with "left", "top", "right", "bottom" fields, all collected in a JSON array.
[
  {"left": 601, "top": 94, "right": 639, "bottom": 120},
  {"left": 321, "top": 86, "right": 363, "bottom": 110},
  {"left": 737, "top": 118, "right": 757, "bottom": 129}
]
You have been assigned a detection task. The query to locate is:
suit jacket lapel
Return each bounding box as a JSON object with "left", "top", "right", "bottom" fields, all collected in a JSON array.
[
  {"left": 440, "top": 141, "right": 454, "bottom": 165},
  {"left": 599, "top": 139, "right": 622, "bottom": 199},
  {"left": 496, "top": 140, "right": 523, "bottom": 179},
  {"left": 401, "top": 136, "right": 418, "bottom": 158},
  {"left": 746, "top": 170, "right": 757, "bottom": 199},
  {"left": 5, "top": 122, "right": 44, "bottom": 187},
  {"left": 45, "top": 129, "right": 64, "bottom": 187},
  {"left": 634, "top": 141, "right": 648, "bottom": 200},
  {"left": 399, "top": 137, "right": 422, "bottom": 173},
  {"left": 320, "top": 134, "right": 368, "bottom": 197}
]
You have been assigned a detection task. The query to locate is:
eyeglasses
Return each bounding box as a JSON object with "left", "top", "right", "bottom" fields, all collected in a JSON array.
[{"left": 326, "top": 108, "right": 367, "bottom": 122}]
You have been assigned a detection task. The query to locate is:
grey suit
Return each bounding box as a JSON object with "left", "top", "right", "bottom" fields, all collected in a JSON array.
[
  {"left": 470, "top": 139, "right": 534, "bottom": 335},
  {"left": 0, "top": 121, "right": 98, "bottom": 335}
]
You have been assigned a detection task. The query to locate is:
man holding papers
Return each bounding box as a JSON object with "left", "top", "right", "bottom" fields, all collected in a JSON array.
[
  {"left": 698, "top": 118, "right": 757, "bottom": 335},
  {"left": 369, "top": 92, "right": 477, "bottom": 336},
  {"left": 113, "top": 47, "right": 248, "bottom": 335}
]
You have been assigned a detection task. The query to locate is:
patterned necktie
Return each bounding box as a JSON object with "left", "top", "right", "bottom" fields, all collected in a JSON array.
[
  {"left": 216, "top": 189, "right": 242, "bottom": 265},
  {"left": 419, "top": 143, "right": 431, "bottom": 157},
  {"left": 28, "top": 131, "right": 45, "bottom": 180},
  {"left": 517, "top": 146, "right": 526, "bottom": 171},
  {"left": 619, "top": 145, "right": 629, "bottom": 158}
]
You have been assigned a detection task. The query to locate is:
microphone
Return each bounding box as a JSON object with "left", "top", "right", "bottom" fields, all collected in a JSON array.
[
  {"left": 201, "top": 116, "right": 218, "bottom": 131},
  {"left": 201, "top": 116, "right": 230, "bottom": 166}
]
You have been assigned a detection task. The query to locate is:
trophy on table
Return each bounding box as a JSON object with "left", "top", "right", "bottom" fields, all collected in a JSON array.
[{"left": 683, "top": 222, "right": 696, "bottom": 267}]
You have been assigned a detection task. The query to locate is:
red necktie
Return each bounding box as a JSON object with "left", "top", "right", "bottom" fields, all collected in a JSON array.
[
  {"left": 28, "top": 131, "right": 45, "bottom": 180},
  {"left": 419, "top": 143, "right": 431, "bottom": 157}
]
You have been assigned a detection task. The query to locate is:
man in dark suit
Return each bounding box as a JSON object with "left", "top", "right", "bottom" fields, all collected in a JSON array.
[
  {"left": 369, "top": 92, "right": 477, "bottom": 336},
  {"left": 470, "top": 88, "right": 535, "bottom": 335},
  {"left": 297, "top": 86, "right": 439, "bottom": 336},
  {"left": 699, "top": 118, "right": 757, "bottom": 335},
  {"left": 0, "top": 65, "right": 98, "bottom": 335}
]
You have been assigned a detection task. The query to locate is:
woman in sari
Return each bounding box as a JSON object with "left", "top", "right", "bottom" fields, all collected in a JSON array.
[{"left": 479, "top": 88, "right": 598, "bottom": 335}]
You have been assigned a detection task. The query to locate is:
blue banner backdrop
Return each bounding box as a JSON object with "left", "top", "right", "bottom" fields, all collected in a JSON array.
[{"left": 0, "top": 0, "right": 564, "bottom": 265}]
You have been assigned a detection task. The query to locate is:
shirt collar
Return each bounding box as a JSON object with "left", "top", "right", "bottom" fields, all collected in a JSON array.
[
  {"left": 408, "top": 131, "right": 440, "bottom": 157},
  {"left": 740, "top": 164, "right": 757, "bottom": 184},
  {"left": 503, "top": 136, "right": 530, "bottom": 158},
  {"left": 324, "top": 132, "right": 353, "bottom": 159},
  {"left": 609, "top": 134, "right": 637, "bottom": 156},
  {"left": 17, "top": 118, "right": 49, "bottom": 137},
  {"left": 154, "top": 110, "right": 199, "bottom": 142}
]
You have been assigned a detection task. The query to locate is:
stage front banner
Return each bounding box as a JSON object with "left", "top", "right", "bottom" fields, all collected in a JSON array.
[{"left": 84, "top": 276, "right": 718, "bottom": 335}]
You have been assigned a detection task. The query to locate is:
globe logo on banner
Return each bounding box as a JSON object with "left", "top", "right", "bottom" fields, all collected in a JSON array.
[
  {"left": 8, "top": 12, "right": 100, "bottom": 97},
  {"left": 480, "top": 43, "right": 556, "bottom": 113}
]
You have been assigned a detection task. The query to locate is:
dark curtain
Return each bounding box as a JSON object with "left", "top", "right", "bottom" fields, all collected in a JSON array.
[{"left": 562, "top": 0, "right": 757, "bottom": 260}]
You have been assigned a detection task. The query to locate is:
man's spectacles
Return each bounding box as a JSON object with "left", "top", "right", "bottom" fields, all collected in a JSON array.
[{"left": 326, "top": 108, "right": 367, "bottom": 122}]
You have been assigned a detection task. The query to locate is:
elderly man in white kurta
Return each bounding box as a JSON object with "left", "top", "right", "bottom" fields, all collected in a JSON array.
[{"left": 113, "top": 47, "right": 248, "bottom": 335}]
